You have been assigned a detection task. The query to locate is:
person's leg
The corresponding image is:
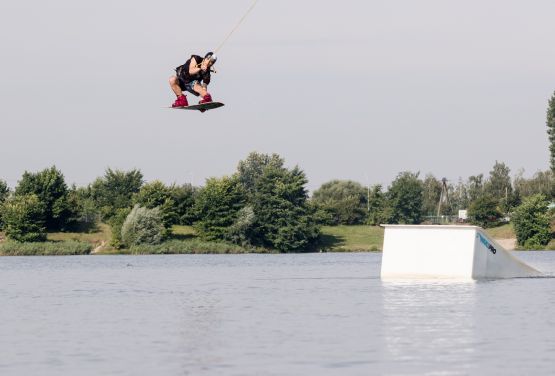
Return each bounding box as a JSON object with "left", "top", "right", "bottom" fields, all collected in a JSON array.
[
  {"left": 169, "top": 75, "right": 183, "bottom": 97},
  {"left": 169, "top": 75, "right": 189, "bottom": 107},
  {"left": 193, "top": 83, "right": 208, "bottom": 97},
  {"left": 194, "top": 83, "right": 212, "bottom": 103}
]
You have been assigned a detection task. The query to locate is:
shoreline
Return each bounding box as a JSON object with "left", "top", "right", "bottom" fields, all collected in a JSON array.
[
  {"left": 0, "top": 224, "right": 542, "bottom": 255},
  {"left": 0, "top": 237, "right": 529, "bottom": 256}
]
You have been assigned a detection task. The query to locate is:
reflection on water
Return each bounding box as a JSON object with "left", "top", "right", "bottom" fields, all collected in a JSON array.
[
  {"left": 0, "top": 252, "right": 555, "bottom": 375},
  {"left": 381, "top": 280, "right": 477, "bottom": 374}
]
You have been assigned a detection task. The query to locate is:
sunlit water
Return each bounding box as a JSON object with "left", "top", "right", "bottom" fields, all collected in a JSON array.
[{"left": 1, "top": 252, "right": 554, "bottom": 375}]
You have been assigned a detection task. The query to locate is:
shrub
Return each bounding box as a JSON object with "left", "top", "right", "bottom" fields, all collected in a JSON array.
[
  {"left": 512, "top": 194, "right": 551, "bottom": 249},
  {"left": 133, "top": 180, "right": 177, "bottom": 238},
  {"left": 227, "top": 205, "right": 256, "bottom": 246},
  {"left": 109, "top": 207, "right": 132, "bottom": 248},
  {"left": 128, "top": 239, "right": 259, "bottom": 254},
  {"left": 193, "top": 176, "right": 246, "bottom": 241},
  {"left": 468, "top": 195, "right": 502, "bottom": 228},
  {"left": 366, "top": 184, "right": 388, "bottom": 226},
  {"left": 120, "top": 205, "right": 164, "bottom": 247},
  {"left": 386, "top": 172, "right": 424, "bottom": 224},
  {"left": 2, "top": 194, "right": 46, "bottom": 242},
  {"left": 312, "top": 180, "right": 368, "bottom": 225}
]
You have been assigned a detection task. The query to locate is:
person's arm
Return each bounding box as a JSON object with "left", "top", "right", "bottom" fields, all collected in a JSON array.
[{"left": 188, "top": 57, "right": 202, "bottom": 75}]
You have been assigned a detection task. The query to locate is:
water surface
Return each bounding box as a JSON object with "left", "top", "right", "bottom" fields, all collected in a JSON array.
[{"left": 1, "top": 252, "right": 554, "bottom": 375}]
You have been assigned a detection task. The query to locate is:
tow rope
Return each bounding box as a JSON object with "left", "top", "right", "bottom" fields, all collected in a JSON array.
[{"left": 214, "top": 0, "right": 261, "bottom": 53}]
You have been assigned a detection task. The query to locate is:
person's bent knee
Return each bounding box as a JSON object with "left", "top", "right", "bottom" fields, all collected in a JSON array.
[{"left": 194, "top": 85, "right": 207, "bottom": 96}]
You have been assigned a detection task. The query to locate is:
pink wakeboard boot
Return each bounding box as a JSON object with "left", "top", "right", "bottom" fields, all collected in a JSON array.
[
  {"left": 199, "top": 93, "right": 213, "bottom": 104},
  {"left": 172, "top": 94, "right": 189, "bottom": 108}
]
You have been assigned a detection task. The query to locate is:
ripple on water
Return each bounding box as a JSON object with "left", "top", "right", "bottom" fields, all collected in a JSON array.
[{"left": 0, "top": 252, "right": 554, "bottom": 375}]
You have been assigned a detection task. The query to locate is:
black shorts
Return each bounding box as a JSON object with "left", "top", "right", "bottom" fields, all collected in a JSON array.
[{"left": 178, "top": 78, "right": 200, "bottom": 96}]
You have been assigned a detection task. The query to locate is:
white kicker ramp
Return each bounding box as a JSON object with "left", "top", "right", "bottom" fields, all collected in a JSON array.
[{"left": 380, "top": 225, "right": 540, "bottom": 279}]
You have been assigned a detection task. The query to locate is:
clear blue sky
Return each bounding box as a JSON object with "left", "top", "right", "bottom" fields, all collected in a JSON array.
[{"left": 1, "top": 0, "right": 554, "bottom": 191}]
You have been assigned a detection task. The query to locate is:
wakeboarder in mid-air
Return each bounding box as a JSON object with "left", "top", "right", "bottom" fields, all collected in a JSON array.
[
  {"left": 169, "top": 52, "right": 218, "bottom": 109},
  {"left": 167, "top": 0, "right": 259, "bottom": 112}
]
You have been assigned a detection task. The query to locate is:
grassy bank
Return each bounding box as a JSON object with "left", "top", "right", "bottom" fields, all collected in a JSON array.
[
  {"left": 319, "top": 225, "right": 384, "bottom": 252},
  {"left": 0, "top": 240, "right": 92, "bottom": 256},
  {"left": 0, "top": 225, "right": 270, "bottom": 255},
  {"left": 484, "top": 223, "right": 515, "bottom": 239},
  {"left": 483, "top": 223, "right": 555, "bottom": 250},
  {"left": 319, "top": 223, "right": 526, "bottom": 252},
  {"left": 2, "top": 223, "right": 541, "bottom": 255},
  {"left": 47, "top": 223, "right": 112, "bottom": 244}
]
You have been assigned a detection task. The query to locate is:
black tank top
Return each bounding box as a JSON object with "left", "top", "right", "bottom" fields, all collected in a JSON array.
[{"left": 178, "top": 55, "right": 211, "bottom": 84}]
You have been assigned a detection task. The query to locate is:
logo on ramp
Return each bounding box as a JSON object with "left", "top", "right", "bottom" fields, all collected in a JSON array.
[{"left": 478, "top": 233, "right": 497, "bottom": 255}]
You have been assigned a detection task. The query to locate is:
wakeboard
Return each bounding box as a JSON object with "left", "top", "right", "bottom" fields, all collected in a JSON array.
[{"left": 171, "top": 102, "right": 225, "bottom": 112}]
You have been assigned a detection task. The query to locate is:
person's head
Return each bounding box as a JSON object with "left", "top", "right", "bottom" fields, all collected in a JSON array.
[{"left": 203, "top": 52, "right": 217, "bottom": 68}]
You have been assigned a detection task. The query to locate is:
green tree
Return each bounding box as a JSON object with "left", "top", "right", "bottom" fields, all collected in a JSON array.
[
  {"left": 443, "top": 182, "right": 457, "bottom": 215},
  {"left": 90, "top": 168, "right": 143, "bottom": 220},
  {"left": 236, "top": 152, "right": 285, "bottom": 198},
  {"left": 311, "top": 180, "right": 368, "bottom": 225},
  {"left": 485, "top": 161, "right": 512, "bottom": 198},
  {"left": 451, "top": 178, "right": 470, "bottom": 210},
  {"left": 514, "top": 169, "right": 554, "bottom": 200},
  {"left": 484, "top": 161, "right": 515, "bottom": 213},
  {"left": 0, "top": 180, "right": 9, "bottom": 203},
  {"left": 121, "top": 205, "right": 164, "bottom": 247},
  {"left": 193, "top": 176, "right": 246, "bottom": 241},
  {"left": 366, "top": 184, "right": 389, "bottom": 226},
  {"left": 66, "top": 185, "right": 99, "bottom": 230},
  {"left": 108, "top": 207, "right": 132, "bottom": 248},
  {"left": 15, "top": 166, "right": 75, "bottom": 231},
  {"left": 227, "top": 205, "right": 256, "bottom": 246},
  {"left": 170, "top": 184, "right": 198, "bottom": 225},
  {"left": 133, "top": 180, "right": 177, "bottom": 237},
  {"left": 421, "top": 174, "right": 442, "bottom": 216},
  {"left": 250, "top": 165, "right": 319, "bottom": 251},
  {"left": 387, "top": 172, "right": 423, "bottom": 224},
  {"left": 233, "top": 152, "right": 320, "bottom": 251},
  {"left": 546, "top": 91, "right": 555, "bottom": 174},
  {"left": 2, "top": 194, "right": 46, "bottom": 242},
  {"left": 511, "top": 194, "right": 551, "bottom": 249},
  {"left": 467, "top": 195, "right": 501, "bottom": 228},
  {"left": 0, "top": 180, "right": 10, "bottom": 230},
  {"left": 467, "top": 174, "right": 484, "bottom": 203}
]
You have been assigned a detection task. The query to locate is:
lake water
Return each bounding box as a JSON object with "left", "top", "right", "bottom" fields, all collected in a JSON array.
[{"left": 1, "top": 252, "right": 555, "bottom": 375}]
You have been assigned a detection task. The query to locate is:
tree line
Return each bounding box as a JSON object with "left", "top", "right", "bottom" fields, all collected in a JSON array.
[
  {"left": 0, "top": 153, "right": 319, "bottom": 251},
  {"left": 0, "top": 154, "right": 553, "bottom": 251}
]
